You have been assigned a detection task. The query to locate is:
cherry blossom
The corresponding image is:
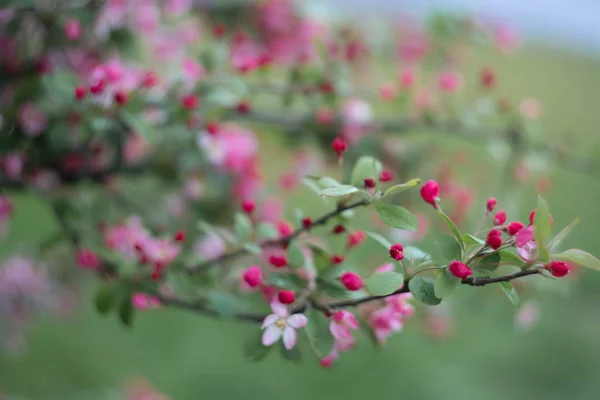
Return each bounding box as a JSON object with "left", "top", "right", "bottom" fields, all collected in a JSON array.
[{"left": 261, "top": 302, "right": 308, "bottom": 350}]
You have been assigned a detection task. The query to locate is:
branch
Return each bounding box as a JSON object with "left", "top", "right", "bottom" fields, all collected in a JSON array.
[
  {"left": 154, "top": 268, "right": 542, "bottom": 324},
  {"left": 185, "top": 198, "right": 371, "bottom": 274}
]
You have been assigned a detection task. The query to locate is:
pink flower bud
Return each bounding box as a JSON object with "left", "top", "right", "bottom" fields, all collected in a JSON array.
[
  {"left": 319, "top": 80, "right": 334, "bottom": 95},
  {"left": 278, "top": 290, "right": 295, "bottom": 304},
  {"left": 206, "top": 121, "right": 219, "bottom": 135},
  {"left": 331, "top": 255, "right": 345, "bottom": 265},
  {"left": 389, "top": 243, "right": 404, "bottom": 261},
  {"left": 302, "top": 217, "right": 313, "bottom": 229},
  {"left": 90, "top": 80, "right": 105, "bottom": 95},
  {"left": 315, "top": 107, "right": 335, "bottom": 125},
  {"left": 64, "top": 19, "right": 82, "bottom": 40},
  {"left": 507, "top": 221, "right": 525, "bottom": 236},
  {"left": 331, "top": 136, "right": 347, "bottom": 158},
  {"left": 243, "top": 265, "right": 263, "bottom": 287},
  {"left": 486, "top": 197, "right": 497, "bottom": 213},
  {"left": 480, "top": 67, "right": 495, "bottom": 88},
  {"left": 242, "top": 199, "right": 255, "bottom": 214},
  {"left": 420, "top": 180, "right": 440, "bottom": 208},
  {"left": 379, "top": 170, "right": 393, "bottom": 182},
  {"left": 143, "top": 71, "right": 158, "bottom": 88},
  {"left": 379, "top": 82, "right": 397, "bottom": 102},
  {"left": 76, "top": 248, "right": 101, "bottom": 270},
  {"left": 74, "top": 86, "right": 87, "bottom": 100},
  {"left": 269, "top": 255, "right": 287, "bottom": 268},
  {"left": 546, "top": 261, "right": 569, "bottom": 278},
  {"left": 340, "top": 272, "right": 363, "bottom": 291},
  {"left": 236, "top": 101, "right": 251, "bottom": 114},
  {"left": 363, "top": 178, "right": 376, "bottom": 189},
  {"left": 347, "top": 230, "right": 366, "bottom": 248},
  {"left": 486, "top": 230, "right": 503, "bottom": 250},
  {"left": 332, "top": 224, "right": 346, "bottom": 234},
  {"left": 174, "top": 231, "right": 186, "bottom": 242},
  {"left": 399, "top": 68, "right": 415, "bottom": 88},
  {"left": 448, "top": 260, "right": 473, "bottom": 280},
  {"left": 438, "top": 71, "right": 462, "bottom": 93},
  {"left": 277, "top": 221, "right": 293, "bottom": 237},
  {"left": 212, "top": 23, "right": 226, "bottom": 38},
  {"left": 181, "top": 94, "right": 198, "bottom": 110},
  {"left": 494, "top": 210, "right": 507, "bottom": 226},
  {"left": 114, "top": 90, "right": 128, "bottom": 105}
]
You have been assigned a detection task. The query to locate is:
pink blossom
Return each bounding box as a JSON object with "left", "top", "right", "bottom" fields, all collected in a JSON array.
[
  {"left": 397, "top": 30, "right": 429, "bottom": 63},
  {"left": 124, "top": 134, "right": 151, "bottom": 165},
  {"left": 261, "top": 302, "right": 308, "bottom": 350},
  {"left": 494, "top": 24, "right": 519, "bottom": 54},
  {"left": 143, "top": 238, "right": 181, "bottom": 266},
  {"left": 194, "top": 233, "right": 226, "bottom": 261},
  {"left": 438, "top": 71, "right": 462, "bottom": 93},
  {"left": 2, "top": 153, "right": 23, "bottom": 180},
  {"left": 124, "top": 378, "right": 170, "bottom": 400},
  {"left": 399, "top": 67, "right": 416, "bottom": 88},
  {"left": 368, "top": 292, "right": 414, "bottom": 344},
  {"left": 132, "top": 293, "right": 160, "bottom": 310},
  {"left": 64, "top": 19, "right": 82, "bottom": 40},
  {"left": 329, "top": 310, "right": 359, "bottom": 344},
  {"left": 197, "top": 124, "right": 259, "bottom": 174},
  {"left": 259, "top": 197, "right": 284, "bottom": 223},
  {"left": 135, "top": 3, "right": 160, "bottom": 34},
  {"left": 376, "top": 263, "right": 395, "bottom": 273},
  {"left": 182, "top": 57, "right": 205, "bottom": 85},
  {"left": 515, "top": 226, "right": 536, "bottom": 262},
  {"left": 379, "top": 82, "right": 397, "bottom": 102},
  {"left": 18, "top": 103, "right": 47, "bottom": 136},
  {"left": 165, "top": 0, "right": 192, "bottom": 16},
  {"left": 105, "top": 217, "right": 152, "bottom": 259},
  {"left": 520, "top": 98, "right": 542, "bottom": 120}
]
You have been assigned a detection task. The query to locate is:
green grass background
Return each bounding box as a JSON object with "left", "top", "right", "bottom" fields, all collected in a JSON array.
[{"left": 1, "top": 45, "right": 600, "bottom": 399}]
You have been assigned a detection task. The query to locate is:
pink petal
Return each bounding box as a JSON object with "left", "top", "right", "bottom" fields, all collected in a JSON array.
[
  {"left": 261, "top": 313, "right": 279, "bottom": 329},
  {"left": 282, "top": 326, "right": 297, "bottom": 350},
  {"left": 330, "top": 323, "right": 352, "bottom": 340},
  {"left": 271, "top": 301, "right": 289, "bottom": 318},
  {"left": 344, "top": 312, "right": 360, "bottom": 329},
  {"left": 515, "top": 226, "right": 534, "bottom": 247},
  {"left": 261, "top": 325, "right": 282, "bottom": 346},
  {"left": 287, "top": 314, "right": 308, "bottom": 329}
]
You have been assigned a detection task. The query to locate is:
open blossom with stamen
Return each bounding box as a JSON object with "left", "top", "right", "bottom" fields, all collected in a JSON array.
[{"left": 261, "top": 302, "right": 308, "bottom": 350}]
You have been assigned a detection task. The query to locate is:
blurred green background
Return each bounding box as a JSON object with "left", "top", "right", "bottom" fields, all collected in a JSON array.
[{"left": 2, "top": 38, "right": 600, "bottom": 400}]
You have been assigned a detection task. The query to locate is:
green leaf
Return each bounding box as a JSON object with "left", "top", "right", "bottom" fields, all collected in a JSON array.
[
  {"left": 436, "top": 210, "right": 463, "bottom": 248},
  {"left": 280, "top": 341, "right": 303, "bottom": 363},
  {"left": 266, "top": 273, "right": 305, "bottom": 290},
  {"left": 375, "top": 204, "right": 418, "bottom": 231},
  {"left": 304, "top": 307, "right": 334, "bottom": 358},
  {"left": 381, "top": 178, "right": 421, "bottom": 199},
  {"left": 256, "top": 222, "right": 279, "bottom": 240},
  {"left": 243, "top": 243, "right": 262, "bottom": 255},
  {"left": 548, "top": 217, "right": 579, "bottom": 252},
  {"left": 434, "top": 235, "right": 462, "bottom": 263},
  {"left": 320, "top": 185, "right": 358, "bottom": 197},
  {"left": 350, "top": 156, "right": 383, "bottom": 187},
  {"left": 499, "top": 282, "right": 520, "bottom": 307},
  {"left": 498, "top": 250, "right": 526, "bottom": 267},
  {"left": 434, "top": 268, "right": 460, "bottom": 298},
  {"left": 308, "top": 244, "right": 331, "bottom": 272},
  {"left": 366, "top": 272, "right": 405, "bottom": 296},
  {"left": 317, "top": 176, "right": 342, "bottom": 189},
  {"left": 118, "top": 299, "right": 135, "bottom": 327},
  {"left": 287, "top": 240, "right": 306, "bottom": 269},
  {"left": 94, "top": 284, "right": 117, "bottom": 315},
  {"left": 533, "top": 196, "right": 551, "bottom": 262},
  {"left": 552, "top": 249, "right": 600, "bottom": 271},
  {"left": 478, "top": 252, "right": 501, "bottom": 272},
  {"left": 462, "top": 234, "right": 485, "bottom": 246},
  {"left": 208, "top": 292, "right": 240, "bottom": 318},
  {"left": 403, "top": 246, "right": 432, "bottom": 262},
  {"left": 120, "top": 110, "right": 154, "bottom": 141},
  {"left": 408, "top": 276, "right": 441, "bottom": 305},
  {"left": 243, "top": 331, "right": 272, "bottom": 362},
  {"left": 234, "top": 212, "right": 252, "bottom": 241},
  {"left": 365, "top": 231, "right": 392, "bottom": 249},
  {"left": 41, "top": 71, "right": 78, "bottom": 102}
]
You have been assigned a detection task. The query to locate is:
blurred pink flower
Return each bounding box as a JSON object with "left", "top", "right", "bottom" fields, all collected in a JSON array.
[
  {"left": 194, "top": 233, "right": 226, "bottom": 261},
  {"left": 124, "top": 134, "right": 151, "bottom": 165},
  {"left": 182, "top": 57, "right": 205, "bottom": 85},
  {"left": 368, "top": 292, "right": 414, "bottom": 344},
  {"left": 165, "top": 0, "right": 191, "bottom": 16},
  {"left": 132, "top": 293, "right": 161, "bottom": 310},
  {"left": 438, "top": 71, "right": 462, "bottom": 93},
  {"left": 2, "top": 153, "right": 24, "bottom": 180},
  {"left": 494, "top": 24, "right": 520, "bottom": 54},
  {"left": 515, "top": 301, "right": 541, "bottom": 332},
  {"left": 18, "top": 103, "right": 47, "bottom": 136},
  {"left": 519, "top": 98, "right": 542, "bottom": 120}
]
